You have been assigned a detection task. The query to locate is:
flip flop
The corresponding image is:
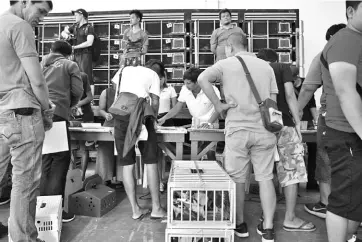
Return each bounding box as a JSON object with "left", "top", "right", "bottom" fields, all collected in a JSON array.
[
  {"left": 132, "top": 210, "right": 150, "bottom": 220},
  {"left": 283, "top": 221, "right": 316, "bottom": 232},
  {"left": 150, "top": 214, "right": 167, "bottom": 220}
]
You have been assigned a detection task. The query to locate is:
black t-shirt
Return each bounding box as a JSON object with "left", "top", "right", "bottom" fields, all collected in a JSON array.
[
  {"left": 69, "top": 23, "right": 95, "bottom": 52},
  {"left": 269, "top": 62, "right": 295, "bottom": 127},
  {"left": 80, "top": 72, "right": 94, "bottom": 122}
]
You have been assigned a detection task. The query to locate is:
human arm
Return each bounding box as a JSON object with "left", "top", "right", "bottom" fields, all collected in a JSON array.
[
  {"left": 210, "top": 29, "right": 218, "bottom": 55},
  {"left": 98, "top": 90, "right": 113, "bottom": 121},
  {"left": 298, "top": 84, "right": 319, "bottom": 118},
  {"left": 149, "top": 93, "right": 159, "bottom": 116},
  {"left": 330, "top": 62, "right": 362, "bottom": 137},
  {"left": 69, "top": 63, "right": 84, "bottom": 107},
  {"left": 285, "top": 82, "right": 302, "bottom": 139},
  {"left": 141, "top": 31, "right": 149, "bottom": 55},
  {"left": 13, "top": 22, "right": 50, "bottom": 111},
  {"left": 77, "top": 90, "right": 93, "bottom": 107},
  {"left": 158, "top": 101, "right": 184, "bottom": 125},
  {"left": 198, "top": 64, "right": 236, "bottom": 118},
  {"left": 170, "top": 86, "right": 177, "bottom": 108},
  {"left": 73, "top": 35, "right": 94, "bottom": 50}
]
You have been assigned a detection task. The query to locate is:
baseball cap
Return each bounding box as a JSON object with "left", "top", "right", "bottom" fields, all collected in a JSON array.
[{"left": 71, "top": 9, "right": 89, "bottom": 19}]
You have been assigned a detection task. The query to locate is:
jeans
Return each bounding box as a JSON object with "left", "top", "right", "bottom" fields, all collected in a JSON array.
[
  {"left": 0, "top": 110, "right": 44, "bottom": 242},
  {"left": 40, "top": 116, "right": 71, "bottom": 201}
]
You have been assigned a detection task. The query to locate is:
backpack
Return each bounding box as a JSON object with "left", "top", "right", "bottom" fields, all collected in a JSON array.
[{"left": 85, "top": 24, "right": 101, "bottom": 63}]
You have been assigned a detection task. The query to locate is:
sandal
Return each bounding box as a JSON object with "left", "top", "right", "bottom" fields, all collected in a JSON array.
[{"left": 283, "top": 221, "right": 316, "bottom": 232}]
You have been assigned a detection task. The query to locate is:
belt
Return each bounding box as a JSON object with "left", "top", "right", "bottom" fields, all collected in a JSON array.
[{"left": 12, "top": 108, "right": 35, "bottom": 116}]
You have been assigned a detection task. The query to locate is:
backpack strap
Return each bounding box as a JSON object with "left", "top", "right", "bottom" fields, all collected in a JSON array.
[{"left": 320, "top": 53, "right": 329, "bottom": 70}]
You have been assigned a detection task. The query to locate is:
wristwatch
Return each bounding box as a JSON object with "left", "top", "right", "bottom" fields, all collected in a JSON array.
[{"left": 207, "top": 122, "right": 214, "bottom": 128}]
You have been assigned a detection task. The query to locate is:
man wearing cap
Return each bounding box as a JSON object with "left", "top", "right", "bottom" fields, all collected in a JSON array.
[{"left": 62, "top": 8, "right": 95, "bottom": 94}]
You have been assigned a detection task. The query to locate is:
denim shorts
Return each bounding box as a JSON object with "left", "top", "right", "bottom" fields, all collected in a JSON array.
[
  {"left": 114, "top": 116, "right": 158, "bottom": 166},
  {"left": 322, "top": 126, "right": 362, "bottom": 222},
  {"left": 315, "top": 114, "right": 331, "bottom": 183}
]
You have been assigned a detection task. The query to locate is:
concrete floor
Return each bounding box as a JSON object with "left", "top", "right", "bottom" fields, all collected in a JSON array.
[{"left": 0, "top": 163, "right": 361, "bottom": 242}]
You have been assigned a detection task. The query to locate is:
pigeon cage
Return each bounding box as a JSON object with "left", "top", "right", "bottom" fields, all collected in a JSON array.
[
  {"left": 165, "top": 228, "right": 234, "bottom": 242},
  {"left": 167, "top": 160, "right": 236, "bottom": 229}
]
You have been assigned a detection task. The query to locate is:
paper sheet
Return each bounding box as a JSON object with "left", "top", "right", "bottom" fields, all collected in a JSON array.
[{"left": 42, "top": 121, "right": 69, "bottom": 155}]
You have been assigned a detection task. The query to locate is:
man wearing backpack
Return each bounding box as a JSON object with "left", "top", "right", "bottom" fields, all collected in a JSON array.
[{"left": 61, "top": 8, "right": 95, "bottom": 94}]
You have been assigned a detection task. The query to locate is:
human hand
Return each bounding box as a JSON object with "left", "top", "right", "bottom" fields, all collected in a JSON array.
[
  {"left": 198, "top": 123, "right": 214, "bottom": 129},
  {"left": 158, "top": 117, "right": 166, "bottom": 126},
  {"left": 105, "top": 113, "right": 113, "bottom": 121},
  {"left": 215, "top": 102, "right": 237, "bottom": 119},
  {"left": 43, "top": 116, "right": 53, "bottom": 132},
  {"left": 299, "top": 109, "right": 303, "bottom": 119},
  {"left": 295, "top": 122, "right": 302, "bottom": 142}
]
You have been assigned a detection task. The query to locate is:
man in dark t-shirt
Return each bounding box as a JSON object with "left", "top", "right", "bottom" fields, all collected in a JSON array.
[
  {"left": 320, "top": 1, "right": 362, "bottom": 242},
  {"left": 258, "top": 49, "right": 315, "bottom": 233},
  {"left": 61, "top": 9, "right": 95, "bottom": 93}
]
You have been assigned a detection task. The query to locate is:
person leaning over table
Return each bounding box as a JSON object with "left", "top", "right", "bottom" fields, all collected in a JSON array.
[
  {"left": 113, "top": 58, "right": 166, "bottom": 220},
  {"left": 158, "top": 67, "right": 221, "bottom": 160}
]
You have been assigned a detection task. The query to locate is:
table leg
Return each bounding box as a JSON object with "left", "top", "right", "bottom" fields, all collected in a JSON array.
[
  {"left": 80, "top": 142, "right": 87, "bottom": 181},
  {"left": 175, "top": 142, "right": 183, "bottom": 160},
  {"left": 191, "top": 141, "right": 198, "bottom": 160}
]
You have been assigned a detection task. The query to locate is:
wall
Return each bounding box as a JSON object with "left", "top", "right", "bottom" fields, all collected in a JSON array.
[{"left": 0, "top": 0, "right": 348, "bottom": 107}]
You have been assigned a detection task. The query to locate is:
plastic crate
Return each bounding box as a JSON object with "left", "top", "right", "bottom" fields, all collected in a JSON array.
[
  {"left": 36, "top": 195, "right": 63, "bottom": 242},
  {"left": 167, "top": 160, "right": 236, "bottom": 229},
  {"left": 165, "top": 228, "right": 234, "bottom": 242}
]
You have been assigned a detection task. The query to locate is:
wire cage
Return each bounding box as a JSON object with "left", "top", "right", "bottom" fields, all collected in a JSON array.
[
  {"left": 167, "top": 160, "right": 236, "bottom": 229},
  {"left": 165, "top": 228, "right": 234, "bottom": 242}
]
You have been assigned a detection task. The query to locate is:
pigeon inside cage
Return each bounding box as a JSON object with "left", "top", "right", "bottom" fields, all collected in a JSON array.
[{"left": 172, "top": 190, "right": 231, "bottom": 221}]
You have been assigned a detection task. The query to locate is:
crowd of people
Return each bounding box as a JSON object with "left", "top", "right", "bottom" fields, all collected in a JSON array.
[{"left": 0, "top": 1, "right": 362, "bottom": 242}]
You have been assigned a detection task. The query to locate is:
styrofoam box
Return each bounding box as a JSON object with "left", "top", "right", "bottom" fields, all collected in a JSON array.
[
  {"left": 167, "top": 160, "right": 236, "bottom": 229},
  {"left": 165, "top": 228, "right": 234, "bottom": 242},
  {"left": 35, "top": 195, "right": 63, "bottom": 242}
]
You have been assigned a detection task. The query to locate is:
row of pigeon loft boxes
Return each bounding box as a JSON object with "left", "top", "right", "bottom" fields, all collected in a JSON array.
[
  {"left": 39, "top": 20, "right": 294, "bottom": 40},
  {"left": 166, "top": 160, "right": 236, "bottom": 230},
  {"left": 102, "top": 38, "right": 186, "bottom": 53},
  {"left": 165, "top": 229, "right": 234, "bottom": 242},
  {"left": 94, "top": 51, "right": 293, "bottom": 69}
]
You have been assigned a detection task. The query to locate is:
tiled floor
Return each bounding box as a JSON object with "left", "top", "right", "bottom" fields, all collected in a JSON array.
[{"left": 0, "top": 163, "right": 361, "bottom": 242}]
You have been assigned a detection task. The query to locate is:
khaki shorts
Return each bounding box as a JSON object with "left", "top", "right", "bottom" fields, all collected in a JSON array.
[
  {"left": 224, "top": 128, "right": 276, "bottom": 183},
  {"left": 276, "top": 126, "right": 308, "bottom": 187}
]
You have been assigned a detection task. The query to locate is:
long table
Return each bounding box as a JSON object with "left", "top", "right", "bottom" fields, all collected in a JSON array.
[
  {"left": 188, "top": 128, "right": 317, "bottom": 160},
  {"left": 69, "top": 127, "right": 187, "bottom": 179}
]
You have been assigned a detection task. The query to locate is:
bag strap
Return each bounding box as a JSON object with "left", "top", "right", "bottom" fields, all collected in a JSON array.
[
  {"left": 235, "top": 56, "right": 263, "bottom": 105},
  {"left": 320, "top": 53, "right": 329, "bottom": 70},
  {"left": 115, "top": 68, "right": 124, "bottom": 97}
]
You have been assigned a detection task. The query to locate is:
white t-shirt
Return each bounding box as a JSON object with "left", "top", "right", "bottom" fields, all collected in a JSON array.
[
  {"left": 115, "top": 66, "right": 161, "bottom": 98},
  {"left": 178, "top": 85, "right": 221, "bottom": 126},
  {"left": 159, "top": 85, "right": 177, "bottom": 114}
]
